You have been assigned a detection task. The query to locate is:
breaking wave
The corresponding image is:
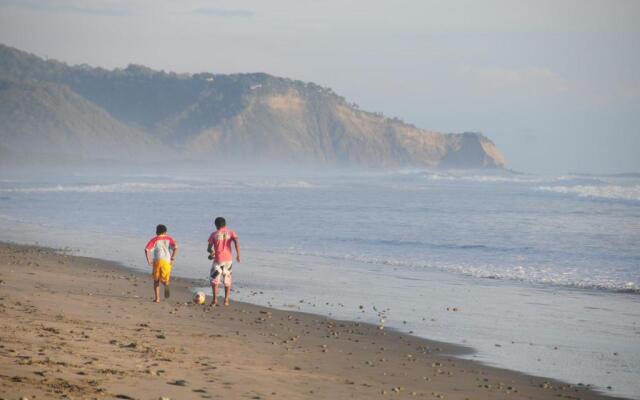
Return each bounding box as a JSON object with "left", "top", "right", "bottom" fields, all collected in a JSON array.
[
  {"left": 392, "top": 170, "right": 606, "bottom": 185},
  {"left": 0, "top": 180, "right": 318, "bottom": 194},
  {"left": 275, "top": 248, "right": 639, "bottom": 294},
  {"left": 242, "top": 180, "right": 318, "bottom": 189},
  {"left": 1, "top": 182, "right": 194, "bottom": 193},
  {"left": 537, "top": 185, "right": 640, "bottom": 202}
]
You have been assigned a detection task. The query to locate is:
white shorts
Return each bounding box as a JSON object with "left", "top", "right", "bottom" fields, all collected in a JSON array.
[{"left": 210, "top": 261, "right": 232, "bottom": 287}]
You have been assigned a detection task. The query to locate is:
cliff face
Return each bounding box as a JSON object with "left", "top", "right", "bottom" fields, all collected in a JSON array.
[
  {"left": 0, "top": 44, "right": 505, "bottom": 168},
  {"left": 180, "top": 87, "right": 505, "bottom": 168},
  {"left": 439, "top": 132, "right": 505, "bottom": 169}
]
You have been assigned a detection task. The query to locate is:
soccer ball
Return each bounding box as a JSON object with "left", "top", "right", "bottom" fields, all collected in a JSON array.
[{"left": 193, "top": 291, "right": 206, "bottom": 305}]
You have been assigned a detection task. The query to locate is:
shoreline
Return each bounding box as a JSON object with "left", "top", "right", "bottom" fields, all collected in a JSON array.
[{"left": 0, "top": 242, "right": 628, "bottom": 400}]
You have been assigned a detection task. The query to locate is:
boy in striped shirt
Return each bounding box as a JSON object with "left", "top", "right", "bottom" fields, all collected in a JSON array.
[{"left": 145, "top": 224, "right": 179, "bottom": 303}]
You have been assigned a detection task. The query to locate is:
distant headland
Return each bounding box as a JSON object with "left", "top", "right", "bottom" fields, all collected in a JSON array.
[{"left": 0, "top": 44, "right": 505, "bottom": 169}]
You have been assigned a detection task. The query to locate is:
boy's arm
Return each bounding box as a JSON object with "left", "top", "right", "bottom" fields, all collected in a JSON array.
[
  {"left": 144, "top": 238, "right": 154, "bottom": 266},
  {"left": 171, "top": 243, "right": 179, "bottom": 263},
  {"left": 206, "top": 233, "right": 215, "bottom": 259},
  {"left": 145, "top": 249, "right": 152, "bottom": 266},
  {"left": 234, "top": 238, "right": 241, "bottom": 263}
]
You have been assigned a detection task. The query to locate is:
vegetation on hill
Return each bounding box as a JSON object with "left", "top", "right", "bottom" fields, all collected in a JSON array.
[
  {"left": 0, "top": 44, "right": 505, "bottom": 168},
  {"left": 0, "top": 78, "right": 162, "bottom": 160}
]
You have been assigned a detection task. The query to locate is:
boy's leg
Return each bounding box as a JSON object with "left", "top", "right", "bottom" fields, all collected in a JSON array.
[
  {"left": 161, "top": 261, "right": 171, "bottom": 299},
  {"left": 153, "top": 280, "right": 161, "bottom": 303},
  {"left": 224, "top": 285, "right": 231, "bottom": 306},
  {"left": 223, "top": 267, "right": 232, "bottom": 306},
  {"left": 210, "top": 282, "right": 219, "bottom": 307},
  {"left": 209, "top": 263, "right": 222, "bottom": 307}
]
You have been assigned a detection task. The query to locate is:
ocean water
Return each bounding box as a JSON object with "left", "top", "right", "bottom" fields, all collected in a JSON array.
[{"left": 1, "top": 168, "right": 639, "bottom": 398}]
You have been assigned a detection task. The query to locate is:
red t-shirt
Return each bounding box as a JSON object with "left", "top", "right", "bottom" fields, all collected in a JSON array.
[{"left": 208, "top": 227, "right": 238, "bottom": 263}]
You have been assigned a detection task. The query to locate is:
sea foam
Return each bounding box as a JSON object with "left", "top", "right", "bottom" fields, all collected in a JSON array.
[
  {"left": 242, "top": 180, "right": 318, "bottom": 189},
  {"left": 1, "top": 182, "right": 193, "bottom": 193},
  {"left": 275, "top": 249, "right": 639, "bottom": 294},
  {"left": 537, "top": 185, "right": 640, "bottom": 201},
  {"left": 393, "top": 170, "right": 606, "bottom": 185}
]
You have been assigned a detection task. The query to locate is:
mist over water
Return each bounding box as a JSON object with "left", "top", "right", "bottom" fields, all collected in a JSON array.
[
  {"left": 1, "top": 166, "right": 639, "bottom": 398},
  {"left": 2, "top": 166, "right": 638, "bottom": 292}
]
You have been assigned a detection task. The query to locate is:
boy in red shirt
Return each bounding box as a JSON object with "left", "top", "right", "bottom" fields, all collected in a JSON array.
[
  {"left": 145, "top": 224, "right": 178, "bottom": 303},
  {"left": 207, "top": 217, "right": 241, "bottom": 307}
]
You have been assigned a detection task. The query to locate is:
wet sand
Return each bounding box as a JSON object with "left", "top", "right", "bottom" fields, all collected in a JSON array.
[{"left": 0, "top": 242, "right": 627, "bottom": 400}]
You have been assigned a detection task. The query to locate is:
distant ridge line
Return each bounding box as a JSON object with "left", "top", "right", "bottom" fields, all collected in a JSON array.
[{"left": 0, "top": 43, "right": 505, "bottom": 169}]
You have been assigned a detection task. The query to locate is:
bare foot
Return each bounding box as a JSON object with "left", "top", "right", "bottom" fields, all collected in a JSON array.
[
  {"left": 224, "top": 300, "right": 230, "bottom": 306},
  {"left": 153, "top": 299, "right": 160, "bottom": 303},
  {"left": 209, "top": 302, "right": 218, "bottom": 308}
]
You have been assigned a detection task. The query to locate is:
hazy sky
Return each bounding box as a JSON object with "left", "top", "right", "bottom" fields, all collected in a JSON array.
[{"left": 1, "top": 0, "right": 638, "bottom": 173}]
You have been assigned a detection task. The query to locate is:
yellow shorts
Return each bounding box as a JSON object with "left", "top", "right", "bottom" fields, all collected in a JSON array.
[{"left": 152, "top": 259, "right": 172, "bottom": 284}]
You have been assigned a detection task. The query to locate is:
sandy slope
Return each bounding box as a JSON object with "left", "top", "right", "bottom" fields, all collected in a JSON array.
[{"left": 0, "top": 243, "right": 624, "bottom": 400}]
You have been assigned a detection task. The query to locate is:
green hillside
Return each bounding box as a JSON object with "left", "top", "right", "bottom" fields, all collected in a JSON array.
[
  {"left": 0, "top": 78, "right": 162, "bottom": 161},
  {"left": 0, "top": 44, "right": 505, "bottom": 168}
]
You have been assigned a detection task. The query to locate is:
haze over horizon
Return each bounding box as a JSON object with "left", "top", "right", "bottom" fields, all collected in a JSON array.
[{"left": 1, "top": 0, "right": 638, "bottom": 174}]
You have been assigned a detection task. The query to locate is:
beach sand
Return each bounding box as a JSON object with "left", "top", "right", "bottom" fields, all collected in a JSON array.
[{"left": 0, "top": 243, "right": 625, "bottom": 400}]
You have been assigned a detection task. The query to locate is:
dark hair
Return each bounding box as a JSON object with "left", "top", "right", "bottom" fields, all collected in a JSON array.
[
  {"left": 156, "top": 224, "right": 167, "bottom": 235},
  {"left": 214, "top": 217, "right": 226, "bottom": 229}
]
